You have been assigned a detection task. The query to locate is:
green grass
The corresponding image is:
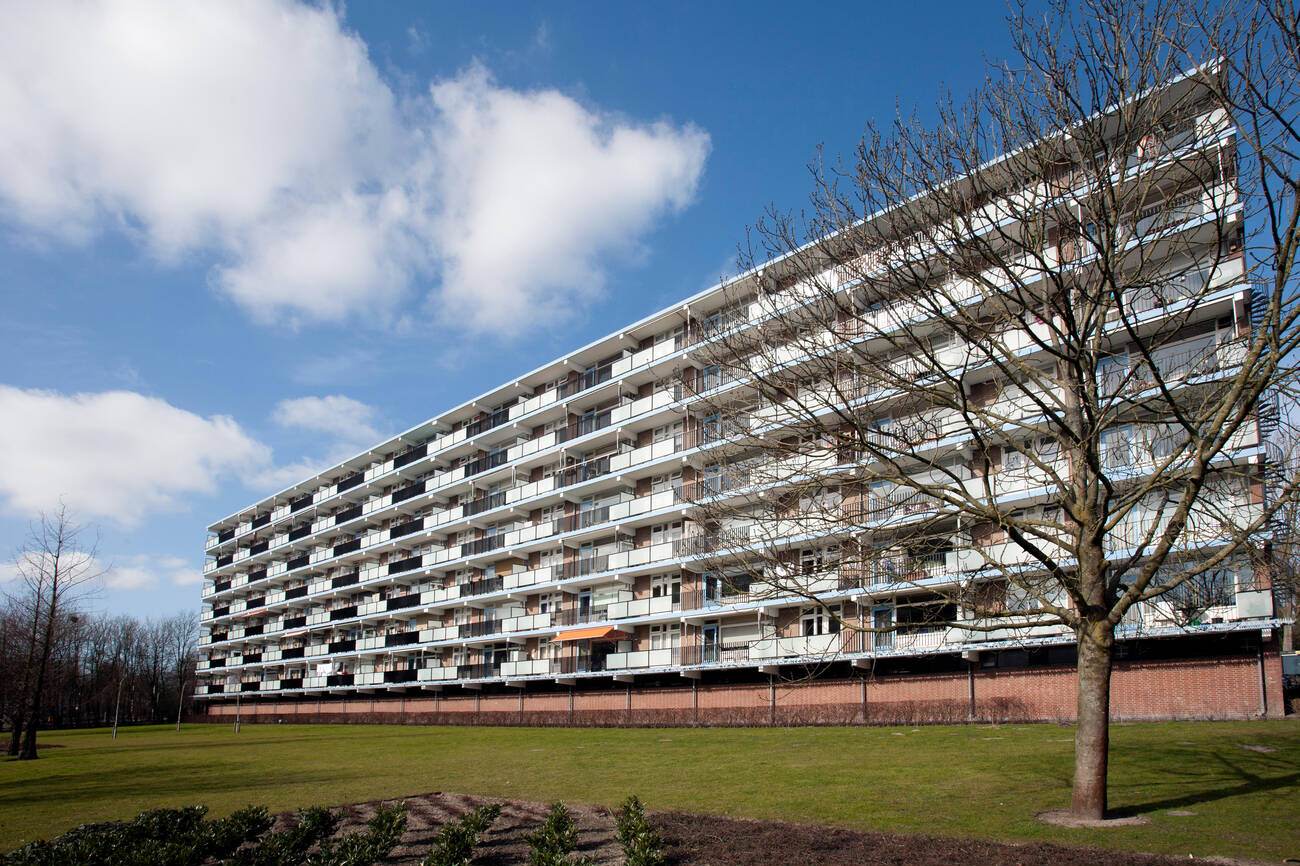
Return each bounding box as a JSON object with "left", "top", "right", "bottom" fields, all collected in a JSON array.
[{"left": 1, "top": 721, "right": 1296, "bottom": 860}]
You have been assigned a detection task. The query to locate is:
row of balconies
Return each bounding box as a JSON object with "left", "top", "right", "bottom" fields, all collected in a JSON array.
[
  {"left": 195, "top": 597, "right": 1273, "bottom": 698},
  {"left": 199, "top": 504, "right": 1268, "bottom": 671},
  {"left": 205, "top": 410, "right": 702, "bottom": 582},
  {"left": 200, "top": 438, "right": 1263, "bottom": 646}
]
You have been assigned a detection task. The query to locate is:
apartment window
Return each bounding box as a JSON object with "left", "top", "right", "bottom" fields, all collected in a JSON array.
[
  {"left": 650, "top": 573, "right": 682, "bottom": 604},
  {"left": 928, "top": 328, "right": 955, "bottom": 352},
  {"left": 1150, "top": 424, "right": 1190, "bottom": 459},
  {"left": 539, "top": 504, "right": 563, "bottom": 525},
  {"left": 648, "top": 623, "right": 681, "bottom": 649},
  {"left": 538, "top": 592, "right": 562, "bottom": 614},
  {"left": 653, "top": 421, "right": 684, "bottom": 447},
  {"left": 1100, "top": 425, "right": 1137, "bottom": 469},
  {"left": 701, "top": 364, "right": 722, "bottom": 391},
  {"left": 651, "top": 521, "right": 684, "bottom": 546},
  {"left": 1003, "top": 447, "right": 1027, "bottom": 472},
  {"left": 799, "top": 546, "right": 837, "bottom": 575},
  {"left": 1097, "top": 350, "right": 1129, "bottom": 393},
  {"left": 536, "top": 637, "right": 558, "bottom": 660},
  {"left": 650, "top": 472, "right": 683, "bottom": 496},
  {"left": 701, "top": 412, "right": 722, "bottom": 440},
  {"left": 801, "top": 605, "right": 841, "bottom": 636}
]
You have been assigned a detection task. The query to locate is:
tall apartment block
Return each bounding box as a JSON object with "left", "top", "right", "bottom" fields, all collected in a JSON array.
[{"left": 196, "top": 72, "right": 1289, "bottom": 725}]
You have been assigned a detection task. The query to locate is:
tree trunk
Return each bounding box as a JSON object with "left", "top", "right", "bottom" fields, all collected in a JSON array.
[
  {"left": 19, "top": 591, "right": 59, "bottom": 761},
  {"left": 7, "top": 594, "right": 42, "bottom": 757},
  {"left": 1071, "top": 618, "right": 1114, "bottom": 819}
]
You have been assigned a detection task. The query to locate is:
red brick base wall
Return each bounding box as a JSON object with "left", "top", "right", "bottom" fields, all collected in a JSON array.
[{"left": 198, "top": 647, "right": 1286, "bottom": 727}]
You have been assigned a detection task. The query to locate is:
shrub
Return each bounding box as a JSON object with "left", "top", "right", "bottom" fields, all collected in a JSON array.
[
  {"left": 224, "top": 806, "right": 340, "bottom": 866},
  {"left": 2, "top": 805, "right": 272, "bottom": 866},
  {"left": 304, "top": 802, "right": 406, "bottom": 866},
  {"left": 420, "top": 803, "right": 502, "bottom": 866},
  {"left": 525, "top": 803, "right": 591, "bottom": 866},
  {"left": 614, "top": 796, "right": 666, "bottom": 866}
]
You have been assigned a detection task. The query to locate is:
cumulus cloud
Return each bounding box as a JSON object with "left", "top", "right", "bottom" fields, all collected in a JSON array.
[
  {"left": 106, "top": 554, "right": 200, "bottom": 591},
  {"left": 423, "top": 65, "right": 710, "bottom": 331},
  {"left": 272, "top": 395, "right": 382, "bottom": 448},
  {"left": 0, "top": 386, "right": 269, "bottom": 526},
  {"left": 244, "top": 394, "right": 386, "bottom": 491},
  {"left": 0, "top": 0, "right": 709, "bottom": 335}
]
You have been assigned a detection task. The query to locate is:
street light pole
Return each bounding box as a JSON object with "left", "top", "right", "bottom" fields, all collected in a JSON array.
[
  {"left": 175, "top": 679, "right": 186, "bottom": 732},
  {"left": 234, "top": 692, "right": 241, "bottom": 734},
  {"left": 111, "top": 677, "right": 124, "bottom": 740}
]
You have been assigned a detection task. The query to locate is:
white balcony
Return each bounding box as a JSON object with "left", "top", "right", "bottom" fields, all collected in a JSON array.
[
  {"left": 748, "top": 632, "right": 840, "bottom": 659},
  {"left": 499, "top": 658, "right": 556, "bottom": 677},
  {"left": 418, "top": 665, "right": 458, "bottom": 682},
  {"left": 605, "top": 594, "right": 678, "bottom": 620},
  {"left": 605, "top": 647, "right": 678, "bottom": 670},
  {"left": 501, "top": 612, "right": 552, "bottom": 633}
]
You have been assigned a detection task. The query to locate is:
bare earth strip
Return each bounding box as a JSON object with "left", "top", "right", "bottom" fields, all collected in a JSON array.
[{"left": 324, "top": 793, "right": 1242, "bottom": 866}]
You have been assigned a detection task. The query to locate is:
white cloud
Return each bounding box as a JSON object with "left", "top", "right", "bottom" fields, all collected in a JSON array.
[
  {"left": 422, "top": 65, "right": 710, "bottom": 332},
  {"left": 0, "top": 0, "right": 710, "bottom": 335},
  {"left": 0, "top": 386, "right": 269, "bottom": 526},
  {"left": 246, "top": 394, "right": 385, "bottom": 491},
  {"left": 272, "top": 395, "right": 381, "bottom": 448},
  {"left": 104, "top": 554, "right": 198, "bottom": 591}
]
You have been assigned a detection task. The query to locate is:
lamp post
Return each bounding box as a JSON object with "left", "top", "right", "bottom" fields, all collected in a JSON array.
[{"left": 111, "top": 676, "right": 124, "bottom": 740}]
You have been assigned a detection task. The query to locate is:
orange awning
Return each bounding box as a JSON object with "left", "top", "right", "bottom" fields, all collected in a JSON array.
[{"left": 554, "top": 625, "right": 630, "bottom": 642}]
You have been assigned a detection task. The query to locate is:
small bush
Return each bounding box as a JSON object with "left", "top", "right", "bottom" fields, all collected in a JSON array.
[
  {"left": 224, "top": 806, "right": 339, "bottom": 866},
  {"left": 420, "top": 803, "right": 502, "bottom": 866},
  {"left": 614, "top": 796, "right": 665, "bottom": 866},
  {"left": 525, "top": 803, "right": 591, "bottom": 866},
  {"left": 2, "top": 805, "right": 272, "bottom": 866},
  {"left": 304, "top": 802, "right": 406, "bottom": 866}
]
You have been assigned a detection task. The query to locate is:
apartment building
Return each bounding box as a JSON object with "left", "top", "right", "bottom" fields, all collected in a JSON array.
[{"left": 195, "top": 71, "right": 1289, "bottom": 725}]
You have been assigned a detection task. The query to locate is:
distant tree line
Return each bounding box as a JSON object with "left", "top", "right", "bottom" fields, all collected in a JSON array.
[
  {"left": 0, "top": 604, "right": 199, "bottom": 738},
  {"left": 1, "top": 506, "right": 199, "bottom": 757}
]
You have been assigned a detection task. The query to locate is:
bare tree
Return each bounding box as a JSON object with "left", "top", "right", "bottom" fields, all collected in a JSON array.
[
  {"left": 9, "top": 505, "right": 104, "bottom": 759},
  {"left": 687, "top": 0, "right": 1298, "bottom": 820},
  {"left": 166, "top": 611, "right": 199, "bottom": 729}
]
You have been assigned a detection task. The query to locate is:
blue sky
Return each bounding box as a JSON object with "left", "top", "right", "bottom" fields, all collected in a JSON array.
[{"left": 0, "top": 0, "right": 1017, "bottom": 616}]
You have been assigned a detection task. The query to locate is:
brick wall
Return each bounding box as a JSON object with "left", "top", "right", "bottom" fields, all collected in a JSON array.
[{"left": 199, "top": 645, "right": 1286, "bottom": 727}]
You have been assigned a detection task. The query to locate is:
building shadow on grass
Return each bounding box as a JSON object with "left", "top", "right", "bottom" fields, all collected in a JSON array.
[{"left": 1110, "top": 752, "right": 1300, "bottom": 818}]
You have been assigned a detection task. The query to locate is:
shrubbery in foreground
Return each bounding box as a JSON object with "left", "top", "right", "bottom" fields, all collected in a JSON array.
[{"left": 3, "top": 794, "right": 666, "bottom": 866}]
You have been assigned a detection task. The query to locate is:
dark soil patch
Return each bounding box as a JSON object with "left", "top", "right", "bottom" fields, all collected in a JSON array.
[
  {"left": 321, "top": 793, "right": 622, "bottom": 865},
  {"left": 655, "top": 811, "right": 1208, "bottom": 866},
  {"left": 316, "top": 794, "right": 1217, "bottom": 866}
]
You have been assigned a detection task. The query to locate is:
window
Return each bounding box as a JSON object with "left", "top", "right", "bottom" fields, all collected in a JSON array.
[
  {"left": 1097, "top": 351, "right": 1129, "bottom": 394},
  {"left": 651, "top": 521, "right": 684, "bottom": 546},
  {"left": 800, "top": 605, "right": 841, "bottom": 636},
  {"left": 650, "top": 573, "right": 682, "bottom": 604},
  {"left": 701, "top": 364, "right": 722, "bottom": 391},
  {"left": 650, "top": 471, "right": 683, "bottom": 496},
  {"left": 536, "top": 637, "right": 557, "bottom": 660},
  {"left": 1002, "top": 447, "right": 1026, "bottom": 472},
  {"left": 1101, "top": 425, "right": 1137, "bottom": 469},
  {"left": 653, "top": 421, "right": 684, "bottom": 446},
  {"left": 538, "top": 592, "right": 562, "bottom": 614},
  {"left": 648, "top": 623, "right": 681, "bottom": 649},
  {"left": 799, "top": 546, "right": 837, "bottom": 575}
]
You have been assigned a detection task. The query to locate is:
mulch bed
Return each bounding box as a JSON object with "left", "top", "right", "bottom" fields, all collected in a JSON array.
[{"left": 320, "top": 793, "right": 1218, "bottom": 866}]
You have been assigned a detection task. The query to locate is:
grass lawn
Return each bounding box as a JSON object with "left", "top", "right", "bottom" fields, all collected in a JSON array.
[{"left": 1, "top": 720, "right": 1296, "bottom": 861}]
